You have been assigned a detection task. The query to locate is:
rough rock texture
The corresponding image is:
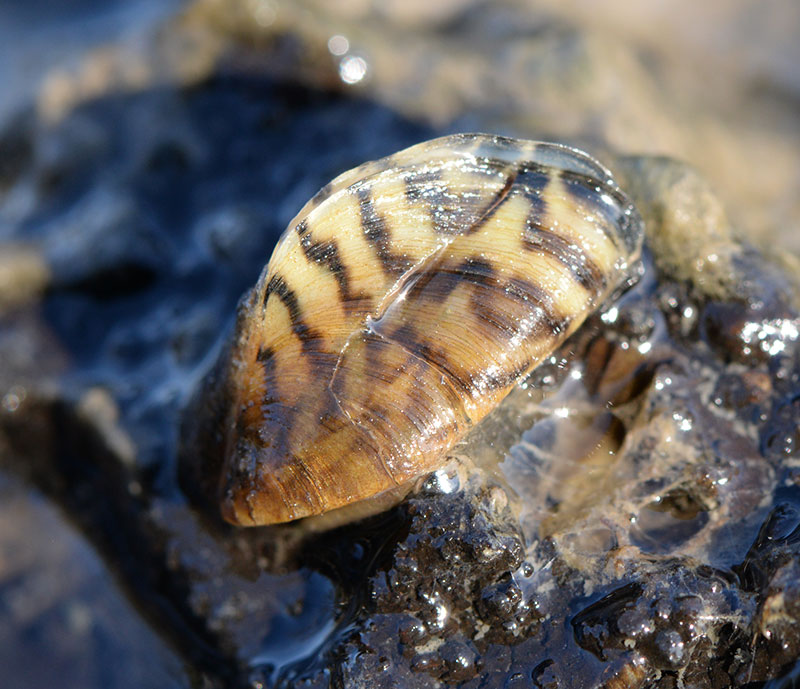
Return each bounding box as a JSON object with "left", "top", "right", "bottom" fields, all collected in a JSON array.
[{"left": 1, "top": 2, "right": 800, "bottom": 688}]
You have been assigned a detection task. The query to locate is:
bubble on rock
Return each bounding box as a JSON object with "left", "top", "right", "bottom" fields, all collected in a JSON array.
[{"left": 654, "top": 629, "right": 686, "bottom": 667}]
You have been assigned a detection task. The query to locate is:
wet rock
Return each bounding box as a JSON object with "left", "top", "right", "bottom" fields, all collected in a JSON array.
[
  {"left": 44, "top": 188, "right": 170, "bottom": 296},
  {"left": 614, "top": 157, "right": 738, "bottom": 301},
  {"left": 0, "top": 111, "right": 34, "bottom": 194},
  {"left": 330, "top": 479, "right": 529, "bottom": 688},
  {"left": 761, "top": 392, "right": 800, "bottom": 462},
  {"left": 0, "top": 471, "right": 189, "bottom": 689}
]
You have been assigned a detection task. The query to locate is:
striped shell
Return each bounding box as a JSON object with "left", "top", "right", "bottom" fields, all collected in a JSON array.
[{"left": 219, "top": 133, "right": 643, "bottom": 526}]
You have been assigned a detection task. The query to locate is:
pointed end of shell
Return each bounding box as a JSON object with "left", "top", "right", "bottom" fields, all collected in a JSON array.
[
  {"left": 218, "top": 440, "right": 310, "bottom": 526},
  {"left": 219, "top": 464, "right": 310, "bottom": 527},
  {"left": 220, "top": 489, "right": 258, "bottom": 526}
]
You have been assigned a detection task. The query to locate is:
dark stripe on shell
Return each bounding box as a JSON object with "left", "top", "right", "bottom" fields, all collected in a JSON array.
[
  {"left": 264, "top": 274, "right": 322, "bottom": 352},
  {"left": 234, "top": 400, "right": 290, "bottom": 458},
  {"left": 505, "top": 276, "right": 570, "bottom": 337},
  {"left": 522, "top": 218, "right": 606, "bottom": 294},
  {"left": 364, "top": 335, "right": 409, "bottom": 387},
  {"left": 248, "top": 345, "right": 291, "bottom": 450},
  {"left": 559, "top": 169, "right": 628, "bottom": 252},
  {"left": 404, "top": 169, "right": 443, "bottom": 203},
  {"left": 434, "top": 164, "right": 518, "bottom": 236},
  {"left": 411, "top": 339, "right": 477, "bottom": 402},
  {"left": 292, "top": 457, "right": 327, "bottom": 511},
  {"left": 514, "top": 164, "right": 551, "bottom": 218},
  {"left": 356, "top": 187, "right": 413, "bottom": 275},
  {"left": 459, "top": 257, "right": 549, "bottom": 340},
  {"left": 391, "top": 258, "right": 466, "bottom": 306},
  {"left": 256, "top": 346, "right": 274, "bottom": 364},
  {"left": 480, "top": 355, "right": 536, "bottom": 392},
  {"left": 469, "top": 170, "right": 517, "bottom": 234},
  {"left": 409, "top": 158, "right": 516, "bottom": 236},
  {"left": 456, "top": 256, "right": 498, "bottom": 288},
  {"left": 295, "top": 220, "right": 352, "bottom": 301},
  {"left": 372, "top": 318, "right": 475, "bottom": 403}
]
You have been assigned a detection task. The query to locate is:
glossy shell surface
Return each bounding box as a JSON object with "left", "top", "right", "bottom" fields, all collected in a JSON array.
[{"left": 219, "top": 133, "right": 644, "bottom": 526}]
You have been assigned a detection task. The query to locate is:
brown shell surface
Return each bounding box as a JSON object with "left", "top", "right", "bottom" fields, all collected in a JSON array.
[{"left": 219, "top": 133, "right": 644, "bottom": 526}]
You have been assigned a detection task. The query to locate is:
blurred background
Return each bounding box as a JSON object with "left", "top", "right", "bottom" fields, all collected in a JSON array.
[
  {"left": 0, "top": 1, "right": 799, "bottom": 688},
  {"left": 2, "top": 0, "right": 799, "bottom": 248}
]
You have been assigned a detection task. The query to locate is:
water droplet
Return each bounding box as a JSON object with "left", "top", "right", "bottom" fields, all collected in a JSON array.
[
  {"left": 339, "top": 55, "right": 368, "bottom": 85},
  {"left": 328, "top": 35, "right": 349, "bottom": 56},
  {"left": 2, "top": 386, "right": 26, "bottom": 413}
]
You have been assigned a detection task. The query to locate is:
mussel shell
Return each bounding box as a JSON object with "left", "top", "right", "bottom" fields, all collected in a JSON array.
[{"left": 218, "top": 133, "right": 644, "bottom": 526}]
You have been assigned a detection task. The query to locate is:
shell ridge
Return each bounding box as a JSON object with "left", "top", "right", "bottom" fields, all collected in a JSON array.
[
  {"left": 256, "top": 471, "right": 300, "bottom": 524},
  {"left": 462, "top": 163, "right": 518, "bottom": 234},
  {"left": 292, "top": 456, "right": 330, "bottom": 512},
  {"left": 530, "top": 141, "right": 615, "bottom": 185},
  {"left": 371, "top": 241, "right": 453, "bottom": 324},
  {"left": 435, "top": 161, "right": 520, "bottom": 237},
  {"left": 369, "top": 161, "right": 522, "bottom": 324},
  {"left": 329, "top": 328, "right": 471, "bottom": 472},
  {"left": 554, "top": 167, "right": 641, "bottom": 260},
  {"left": 326, "top": 335, "right": 402, "bottom": 487}
]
